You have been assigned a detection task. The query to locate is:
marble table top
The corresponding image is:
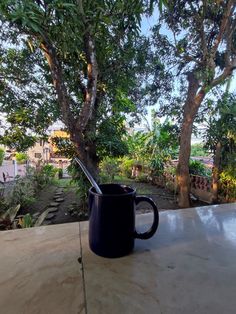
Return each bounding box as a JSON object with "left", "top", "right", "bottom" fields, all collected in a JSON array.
[{"left": 0, "top": 203, "right": 236, "bottom": 314}]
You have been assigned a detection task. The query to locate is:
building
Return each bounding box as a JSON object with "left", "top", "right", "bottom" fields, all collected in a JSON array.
[{"left": 27, "top": 139, "right": 51, "bottom": 163}]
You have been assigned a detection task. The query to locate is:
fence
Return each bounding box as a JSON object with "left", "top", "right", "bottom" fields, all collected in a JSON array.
[
  {"left": 0, "top": 161, "right": 28, "bottom": 182},
  {"left": 151, "top": 173, "right": 235, "bottom": 204},
  {"left": 151, "top": 173, "right": 212, "bottom": 203}
]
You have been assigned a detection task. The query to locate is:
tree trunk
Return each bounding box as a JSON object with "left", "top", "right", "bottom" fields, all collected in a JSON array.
[
  {"left": 212, "top": 142, "right": 221, "bottom": 203},
  {"left": 177, "top": 72, "right": 205, "bottom": 208},
  {"left": 177, "top": 113, "right": 194, "bottom": 208},
  {"left": 40, "top": 36, "right": 99, "bottom": 179},
  {"left": 72, "top": 129, "right": 99, "bottom": 180}
]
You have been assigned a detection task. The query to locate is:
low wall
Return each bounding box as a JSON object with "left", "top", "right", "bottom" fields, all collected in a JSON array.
[
  {"left": 151, "top": 173, "right": 213, "bottom": 203},
  {"left": 190, "top": 175, "right": 213, "bottom": 203}
]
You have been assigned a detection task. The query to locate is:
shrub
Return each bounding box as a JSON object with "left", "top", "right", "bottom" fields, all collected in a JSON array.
[
  {"left": 135, "top": 173, "right": 149, "bottom": 183},
  {"left": 15, "top": 152, "right": 28, "bottom": 164},
  {"left": 68, "top": 162, "right": 90, "bottom": 212},
  {"left": 34, "top": 164, "right": 58, "bottom": 189},
  {"left": 42, "top": 164, "right": 58, "bottom": 178},
  {"left": 219, "top": 166, "right": 236, "bottom": 200},
  {"left": 58, "top": 168, "right": 63, "bottom": 179},
  {"left": 189, "top": 159, "right": 210, "bottom": 176},
  {"left": 149, "top": 154, "right": 165, "bottom": 176},
  {"left": 165, "top": 165, "right": 177, "bottom": 176},
  {"left": 0, "top": 148, "right": 4, "bottom": 166},
  {"left": 119, "top": 157, "right": 135, "bottom": 178},
  {"left": 99, "top": 157, "right": 119, "bottom": 182},
  {"left": 191, "top": 143, "right": 208, "bottom": 157},
  {"left": 10, "top": 176, "right": 36, "bottom": 208},
  {"left": 18, "top": 213, "right": 33, "bottom": 228}
]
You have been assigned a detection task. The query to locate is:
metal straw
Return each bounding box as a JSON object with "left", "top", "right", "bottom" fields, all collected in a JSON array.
[{"left": 74, "top": 157, "right": 103, "bottom": 194}]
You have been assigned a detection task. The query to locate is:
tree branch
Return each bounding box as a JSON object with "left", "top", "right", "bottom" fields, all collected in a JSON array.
[
  {"left": 211, "top": 60, "right": 236, "bottom": 88},
  {"left": 211, "top": 0, "right": 236, "bottom": 56},
  {"left": 40, "top": 41, "right": 76, "bottom": 133},
  {"left": 76, "top": 0, "right": 98, "bottom": 133},
  {"left": 199, "top": 0, "right": 207, "bottom": 59}
]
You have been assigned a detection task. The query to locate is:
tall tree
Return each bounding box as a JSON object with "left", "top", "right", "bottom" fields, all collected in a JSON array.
[
  {"left": 0, "top": 26, "right": 59, "bottom": 150},
  {"left": 0, "top": 0, "right": 148, "bottom": 178},
  {"left": 152, "top": 0, "right": 236, "bottom": 207},
  {"left": 205, "top": 92, "right": 236, "bottom": 202}
]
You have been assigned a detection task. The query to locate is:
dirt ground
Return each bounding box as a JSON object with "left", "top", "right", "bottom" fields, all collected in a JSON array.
[{"left": 20, "top": 178, "right": 208, "bottom": 225}]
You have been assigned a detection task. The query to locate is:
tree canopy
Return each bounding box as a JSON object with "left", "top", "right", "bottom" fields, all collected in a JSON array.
[{"left": 0, "top": 0, "right": 165, "bottom": 176}]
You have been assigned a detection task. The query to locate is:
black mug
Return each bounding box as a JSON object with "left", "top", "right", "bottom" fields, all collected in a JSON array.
[{"left": 88, "top": 184, "right": 159, "bottom": 258}]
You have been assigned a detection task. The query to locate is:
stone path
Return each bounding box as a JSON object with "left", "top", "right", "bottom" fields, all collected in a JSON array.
[{"left": 34, "top": 188, "right": 65, "bottom": 226}]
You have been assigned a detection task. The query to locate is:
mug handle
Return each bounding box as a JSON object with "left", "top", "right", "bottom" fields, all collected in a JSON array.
[{"left": 134, "top": 196, "right": 159, "bottom": 239}]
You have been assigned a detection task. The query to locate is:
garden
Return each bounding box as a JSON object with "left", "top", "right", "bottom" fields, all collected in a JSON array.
[
  {"left": 1, "top": 115, "right": 235, "bottom": 231},
  {"left": 0, "top": 1, "right": 235, "bottom": 231}
]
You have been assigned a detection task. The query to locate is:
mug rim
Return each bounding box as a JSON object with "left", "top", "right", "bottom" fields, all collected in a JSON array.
[{"left": 89, "top": 183, "right": 136, "bottom": 197}]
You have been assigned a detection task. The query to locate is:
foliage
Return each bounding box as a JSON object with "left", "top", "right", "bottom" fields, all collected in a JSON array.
[
  {"left": 135, "top": 173, "right": 149, "bottom": 183},
  {"left": 149, "top": 154, "right": 165, "bottom": 176},
  {"left": 153, "top": 1, "right": 236, "bottom": 120},
  {"left": 146, "top": 119, "right": 179, "bottom": 175},
  {"left": 0, "top": 148, "right": 4, "bottom": 166},
  {"left": 68, "top": 162, "right": 90, "bottom": 211},
  {"left": 15, "top": 152, "right": 28, "bottom": 164},
  {"left": 165, "top": 165, "right": 177, "bottom": 176},
  {"left": 33, "top": 164, "right": 58, "bottom": 189},
  {"left": 0, "top": 0, "right": 160, "bottom": 177},
  {"left": 18, "top": 213, "right": 33, "bottom": 228},
  {"left": 119, "top": 157, "right": 135, "bottom": 178},
  {"left": 0, "top": 198, "right": 8, "bottom": 212},
  {"left": 99, "top": 157, "right": 119, "bottom": 183},
  {"left": 0, "top": 24, "right": 58, "bottom": 150},
  {"left": 51, "top": 136, "right": 75, "bottom": 159},
  {"left": 125, "top": 118, "right": 179, "bottom": 177},
  {"left": 96, "top": 114, "right": 129, "bottom": 159},
  {"left": 189, "top": 160, "right": 210, "bottom": 177},
  {"left": 151, "top": 0, "right": 236, "bottom": 207},
  {"left": 204, "top": 92, "right": 236, "bottom": 200},
  {"left": 10, "top": 176, "right": 35, "bottom": 208},
  {"left": 0, "top": 204, "right": 20, "bottom": 228},
  {"left": 205, "top": 93, "right": 236, "bottom": 168},
  {"left": 126, "top": 131, "right": 149, "bottom": 162},
  {"left": 58, "top": 168, "right": 63, "bottom": 179},
  {"left": 191, "top": 144, "right": 208, "bottom": 157},
  {"left": 219, "top": 166, "right": 236, "bottom": 200}
]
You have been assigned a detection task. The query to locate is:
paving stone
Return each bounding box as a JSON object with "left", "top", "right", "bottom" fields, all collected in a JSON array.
[
  {"left": 45, "top": 213, "right": 56, "bottom": 220},
  {"left": 32, "top": 212, "right": 40, "bottom": 218},
  {"left": 49, "top": 202, "right": 59, "bottom": 207},
  {"left": 55, "top": 198, "right": 64, "bottom": 203},
  {"left": 54, "top": 192, "right": 63, "bottom": 196},
  {"left": 53, "top": 195, "right": 63, "bottom": 200},
  {"left": 42, "top": 220, "right": 52, "bottom": 225},
  {"left": 16, "top": 215, "right": 24, "bottom": 219},
  {"left": 56, "top": 189, "right": 64, "bottom": 193},
  {"left": 48, "top": 207, "right": 59, "bottom": 213}
]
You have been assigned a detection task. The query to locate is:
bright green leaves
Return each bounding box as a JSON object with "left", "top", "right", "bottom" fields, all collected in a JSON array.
[
  {"left": 205, "top": 93, "right": 236, "bottom": 159},
  {"left": 97, "top": 114, "right": 128, "bottom": 158},
  {"left": 0, "top": 0, "right": 155, "bottom": 159},
  {"left": 0, "top": 126, "right": 36, "bottom": 151},
  {"left": 114, "top": 90, "right": 136, "bottom": 114},
  {"left": 2, "top": 0, "right": 45, "bottom": 34}
]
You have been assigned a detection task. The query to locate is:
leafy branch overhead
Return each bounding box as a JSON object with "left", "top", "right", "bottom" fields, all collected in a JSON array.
[{"left": 0, "top": 0, "right": 158, "bottom": 174}]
